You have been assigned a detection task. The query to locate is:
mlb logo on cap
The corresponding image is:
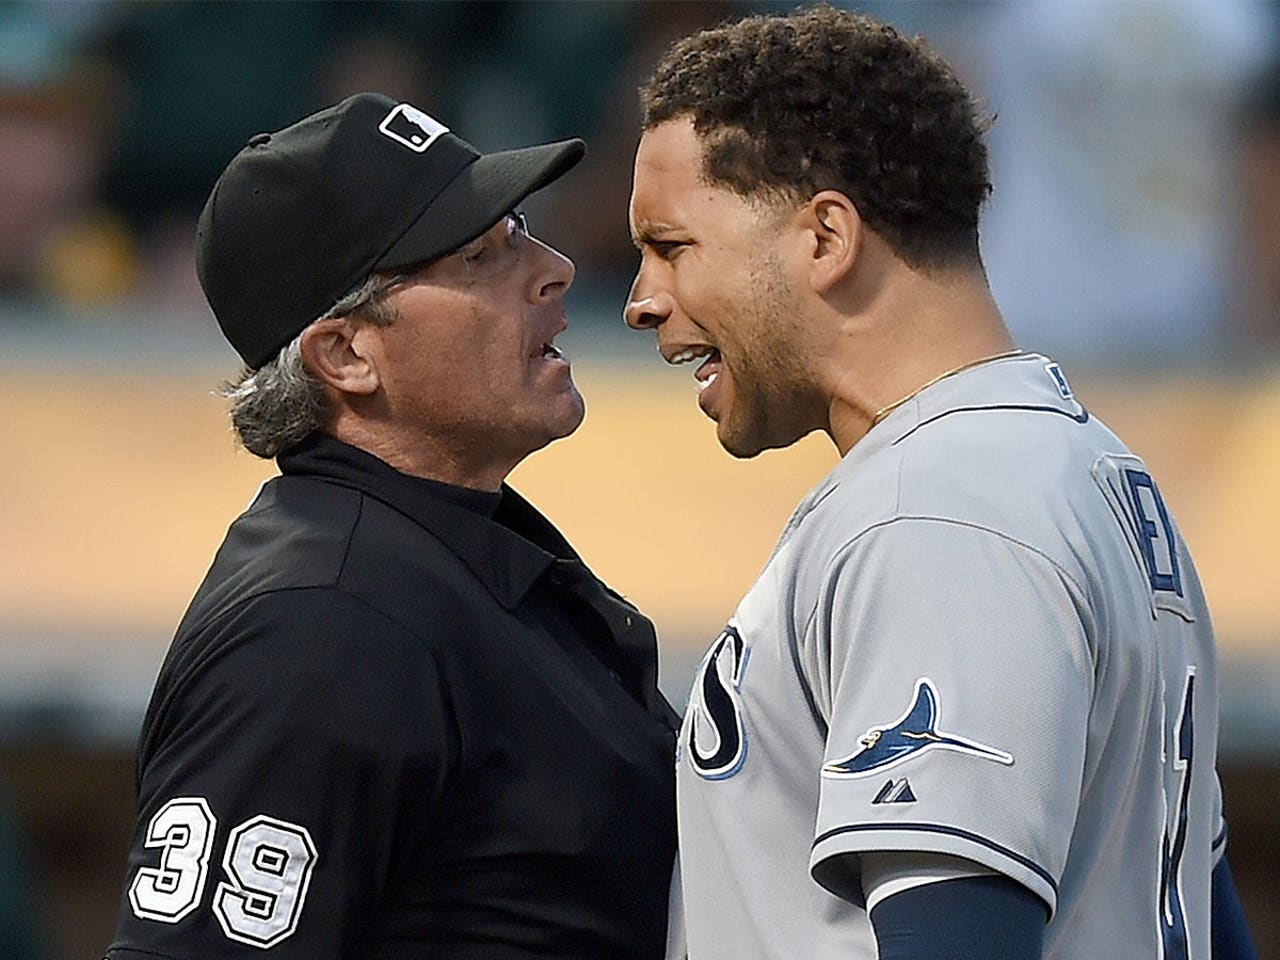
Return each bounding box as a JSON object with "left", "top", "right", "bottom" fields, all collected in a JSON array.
[{"left": 379, "top": 104, "right": 449, "bottom": 153}]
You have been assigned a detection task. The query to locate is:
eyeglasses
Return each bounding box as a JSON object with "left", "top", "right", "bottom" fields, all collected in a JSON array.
[
  {"left": 361, "top": 210, "right": 532, "bottom": 309},
  {"left": 455, "top": 210, "right": 531, "bottom": 282}
]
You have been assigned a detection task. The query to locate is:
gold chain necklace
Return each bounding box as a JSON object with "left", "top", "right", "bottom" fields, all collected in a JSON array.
[{"left": 870, "top": 349, "right": 1023, "bottom": 427}]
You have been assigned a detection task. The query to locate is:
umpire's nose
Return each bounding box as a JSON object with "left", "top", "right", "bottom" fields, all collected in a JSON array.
[{"left": 624, "top": 271, "right": 673, "bottom": 330}]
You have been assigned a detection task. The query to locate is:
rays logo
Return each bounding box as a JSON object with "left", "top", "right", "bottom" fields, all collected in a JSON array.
[
  {"left": 378, "top": 103, "right": 448, "bottom": 153},
  {"left": 685, "top": 625, "right": 750, "bottom": 780},
  {"left": 823, "top": 678, "right": 1013, "bottom": 778}
]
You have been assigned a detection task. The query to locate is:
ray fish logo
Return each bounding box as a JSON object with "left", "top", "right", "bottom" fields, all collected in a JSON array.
[
  {"left": 378, "top": 103, "right": 449, "bottom": 153},
  {"left": 823, "top": 678, "right": 1013, "bottom": 778}
]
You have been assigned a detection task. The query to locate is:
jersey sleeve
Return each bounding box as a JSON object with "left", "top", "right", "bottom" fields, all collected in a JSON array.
[
  {"left": 806, "top": 518, "right": 1094, "bottom": 917},
  {"left": 108, "top": 588, "right": 456, "bottom": 959}
]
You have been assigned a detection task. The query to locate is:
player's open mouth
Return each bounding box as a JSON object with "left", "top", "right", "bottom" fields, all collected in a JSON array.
[
  {"left": 538, "top": 342, "right": 564, "bottom": 360},
  {"left": 669, "top": 345, "right": 721, "bottom": 393}
]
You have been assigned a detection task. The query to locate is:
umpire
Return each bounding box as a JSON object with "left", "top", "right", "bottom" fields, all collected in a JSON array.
[{"left": 106, "top": 93, "right": 678, "bottom": 960}]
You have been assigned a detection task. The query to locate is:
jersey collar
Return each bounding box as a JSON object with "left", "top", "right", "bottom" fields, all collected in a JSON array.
[
  {"left": 873, "top": 351, "right": 1086, "bottom": 448},
  {"left": 278, "top": 433, "right": 571, "bottom": 609}
]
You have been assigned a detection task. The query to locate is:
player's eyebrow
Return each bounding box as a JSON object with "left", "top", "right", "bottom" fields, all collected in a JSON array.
[{"left": 631, "top": 221, "right": 685, "bottom": 250}]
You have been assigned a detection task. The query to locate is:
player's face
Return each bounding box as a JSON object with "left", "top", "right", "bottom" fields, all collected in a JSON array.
[
  {"left": 625, "top": 118, "right": 827, "bottom": 458},
  {"left": 369, "top": 213, "right": 584, "bottom": 481}
]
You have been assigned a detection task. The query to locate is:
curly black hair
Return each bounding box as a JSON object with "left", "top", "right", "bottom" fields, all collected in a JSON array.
[{"left": 640, "top": 4, "right": 992, "bottom": 270}]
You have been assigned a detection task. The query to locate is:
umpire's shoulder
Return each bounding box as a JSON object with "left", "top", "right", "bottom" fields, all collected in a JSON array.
[
  {"left": 177, "top": 474, "right": 360, "bottom": 636},
  {"left": 181, "top": 472, "right": 481, "bottom": 641}
]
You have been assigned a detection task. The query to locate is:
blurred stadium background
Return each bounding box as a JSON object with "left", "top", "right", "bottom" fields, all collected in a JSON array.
[{"left": 1, "top": 1, "right": 1278, "bottom": 957}]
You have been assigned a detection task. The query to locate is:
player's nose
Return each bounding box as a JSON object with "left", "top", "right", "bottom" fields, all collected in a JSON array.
[{"left": 623, "top": 272, "right": 673, "bottom": 330}]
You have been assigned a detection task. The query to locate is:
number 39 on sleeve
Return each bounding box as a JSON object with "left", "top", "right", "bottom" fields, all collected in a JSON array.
[{"left": 128, "top": 797, "right": 319, "bottom": 948}]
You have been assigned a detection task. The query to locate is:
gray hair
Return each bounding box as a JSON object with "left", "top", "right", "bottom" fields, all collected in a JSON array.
[{"left": 219, "top": 270, "right": 409, "bottom": 458}]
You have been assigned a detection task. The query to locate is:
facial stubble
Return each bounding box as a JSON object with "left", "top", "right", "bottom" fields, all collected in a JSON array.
[{"left": 716, "top": 252, "right": 823, "bottom": 459}]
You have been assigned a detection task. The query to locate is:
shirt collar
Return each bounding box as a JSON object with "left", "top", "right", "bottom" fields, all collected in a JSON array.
[{"left": 277, "top": 434, "right": 574, "bottom": 609}]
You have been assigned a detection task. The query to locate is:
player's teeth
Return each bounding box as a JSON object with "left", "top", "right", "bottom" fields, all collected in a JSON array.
[
  {"left": 671, "top": 347, "right": 712, "bottom": 365},
  {"left": 696, "top": 371, "right": 719, "bottom": 393}
]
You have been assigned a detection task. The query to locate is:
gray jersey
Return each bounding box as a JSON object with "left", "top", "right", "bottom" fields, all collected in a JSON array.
[{"left": 675, "top": 353, "right": 1225, "bottom": 960}]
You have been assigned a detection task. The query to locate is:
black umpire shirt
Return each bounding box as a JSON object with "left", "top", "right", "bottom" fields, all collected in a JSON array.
[{"left": 107, "top": 434, "right": 679, "bottom": 960}]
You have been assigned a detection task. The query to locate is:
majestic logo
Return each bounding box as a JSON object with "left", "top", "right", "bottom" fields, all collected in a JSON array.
[
  {"left": 685, "top": 625, "right": 750, "bottom": 780},
  {"left": 871, "top": 778, "right": 917, "bottom": 804},
  {"left": 823, "top": 678, "right": 1013, "bottom": 778},
  {"left": 378, "top": 103, "right": 449, "bottom": 153}
]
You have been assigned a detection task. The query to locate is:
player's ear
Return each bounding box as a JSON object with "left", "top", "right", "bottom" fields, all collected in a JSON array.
[
  {"left": 802, "top": 190, "right": 861, "bottom": 295},
  {"left": 299, "top": 316, "right": 382, "bottom": 397}
]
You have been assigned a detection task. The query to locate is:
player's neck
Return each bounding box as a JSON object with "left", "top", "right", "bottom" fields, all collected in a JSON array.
[{"left": 825, "top": 266, "right": 1014, "bottom": 455}]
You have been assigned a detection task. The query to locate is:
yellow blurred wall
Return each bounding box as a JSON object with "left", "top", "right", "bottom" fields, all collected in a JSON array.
[{"left": 3, "top": 365, "right": 1278, "bottom": 657}]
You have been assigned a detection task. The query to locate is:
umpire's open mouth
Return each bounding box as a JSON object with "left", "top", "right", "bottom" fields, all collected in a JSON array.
[
  {"left": 531, "top": 338, "right": 569, "bottom": 372},
  {"left": 530, "top": 317, "right": 570, "bottom": 365}
]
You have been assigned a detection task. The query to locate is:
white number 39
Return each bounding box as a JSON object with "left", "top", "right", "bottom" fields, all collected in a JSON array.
[{"left": 129, "top": 798, "right": 318, "bottom": 949}]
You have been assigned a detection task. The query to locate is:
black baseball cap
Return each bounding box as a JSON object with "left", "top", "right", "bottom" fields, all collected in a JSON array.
[{"left": 196, "top": 92, "right": 585, "bottom": 369}]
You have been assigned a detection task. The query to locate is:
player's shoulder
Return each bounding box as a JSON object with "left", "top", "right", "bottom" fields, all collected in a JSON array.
[
  {"left": 792, "top": 355, "right": 1135, "bottom": 556},
  {"left": 896, "top": 404, "right": 1121, "bottom": 520},
  {"left": 887, "top": 356, "right": 1129, "bottom": 520}
]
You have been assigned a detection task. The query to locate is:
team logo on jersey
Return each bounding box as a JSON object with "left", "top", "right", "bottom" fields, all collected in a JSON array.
[
  {"left": 378, "top": 103, "right": 449, "bottom": 152},
  {"left": 684, "top": 625, "right": 750, "bottom": 780},
  {"left": 822, "top": 678, "right": 1013, "bottom": 778}
]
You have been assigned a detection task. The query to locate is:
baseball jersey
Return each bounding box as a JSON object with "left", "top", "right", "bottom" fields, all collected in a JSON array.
[{"left": 675, "top": 353, "right": 1224, "bottom": 960}]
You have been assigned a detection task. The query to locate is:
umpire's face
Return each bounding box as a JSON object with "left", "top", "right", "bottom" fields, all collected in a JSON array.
[{"left": 341, "top": 212, "right": 584, "bottom": 487}]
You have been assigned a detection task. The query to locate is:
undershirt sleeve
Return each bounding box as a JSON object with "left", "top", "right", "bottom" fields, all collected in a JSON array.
[
  {"left": 870, "top": 874, "right": 1048, "bottom": 960},
  {"left": 1211, "top": 856, "right": 1259, "bottom": 960}
]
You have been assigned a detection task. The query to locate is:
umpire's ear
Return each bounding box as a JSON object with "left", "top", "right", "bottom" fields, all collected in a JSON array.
[
  {"left": 299, "top": 316, "right": 381, "bottom": 398},
  {"left": 801, "top": 190, "right": 861, "bottom": 295}
]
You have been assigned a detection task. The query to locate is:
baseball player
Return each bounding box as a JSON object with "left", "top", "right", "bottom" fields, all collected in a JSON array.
[
  {"left": 624, "top": 8, "right": 1257, "bottom": 960},
  {"left": 105, "top": 93, "right": 678, "bottom": 959}
]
